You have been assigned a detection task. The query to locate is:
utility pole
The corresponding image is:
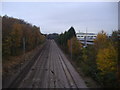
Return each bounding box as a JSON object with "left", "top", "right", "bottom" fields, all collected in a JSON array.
[
  {"left": 85, "top": 27, "right": 87, "bottom": 47},
  {"left": 70, "top": 39, "right": 72, "bottom": 60},
  {"left": 23, "top": 37, "right": 26, "bottom": 61},
  {"left": 20, "top": 37, "right": 26, "bottom": 71}
]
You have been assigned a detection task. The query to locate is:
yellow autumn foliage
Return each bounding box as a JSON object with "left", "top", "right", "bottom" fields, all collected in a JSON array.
[
  {"left": 96, "top": 44, "right": 117, "bottom": 75},
  {"left": 94, "top": 31, "right": 109, "bottom": 52}
]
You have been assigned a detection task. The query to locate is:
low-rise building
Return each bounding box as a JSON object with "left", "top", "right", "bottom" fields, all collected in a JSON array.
[{"left": 76, "top": 32, "right": 97, "bottom": 46}]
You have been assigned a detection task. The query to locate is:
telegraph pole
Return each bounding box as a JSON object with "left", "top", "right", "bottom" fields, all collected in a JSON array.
[
  {"left": 20, "top": 37, "right": 26, "bottom": 71},
  {"left": 71, "top": 39, "right": 72, "bottom": 60},
  {"left": 85, "top": 27, "right": 87, "bottom": 47},
  {"left": 23, "top": 37, "right": 26, "bottom": 61}
]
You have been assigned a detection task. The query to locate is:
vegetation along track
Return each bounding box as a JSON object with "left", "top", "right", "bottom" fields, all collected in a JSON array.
[
  {"left": 4, "top": 40, "right": 87, "bottom": 88},
  {"left": 6, "top": 41, "right": 48, "bottom": 88}
]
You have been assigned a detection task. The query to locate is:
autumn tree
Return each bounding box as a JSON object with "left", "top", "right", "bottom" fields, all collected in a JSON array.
[
  {"left": 2, "top": 15, "right": 45, "bottom": 58},
  {"left": 96, "top": 44, "right": 117, "bottom": 75},
  {"left": 2, "top": 16, "right": 14, "bottom": 56},
  {"left": 67, "top": 37, "right": 82, "bottom": 57},
  {"left": 94, "top": 30, "right": 118, "bottom": 87},
  {"left": 10, "top": 23, "right": 23, "bottom": 55},
  {"left": 110, "top": 30, "right": 120, "bottom": 87},
  {"left": 95, "top": 31, "right": 118, "bottom": 75},
  {"left": 96, "top": 43, "right": 118, "bottom": 87},
  {"left": 110, "top": 30, "right": 119, "bottom": 49},
  {"left": 94, "top": 31, "right": 109, "bottom": 52}
]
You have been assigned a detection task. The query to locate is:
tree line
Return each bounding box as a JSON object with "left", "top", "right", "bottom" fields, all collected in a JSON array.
[
  {"left": 56, "top": 27, "right": 119, "bottom": 87},
  {"left": 2, "top": 15, "right": 45, "bottom": 58},
  {"left": 56, "top": 27, "right": 77, "bottom": 52}
]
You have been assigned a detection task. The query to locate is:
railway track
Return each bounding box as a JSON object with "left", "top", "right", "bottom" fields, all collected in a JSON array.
[
  {"left": 4, "top": 41, "right": 48, "bottom": 88},
  {"left": 54, "top": 41, "right": 78, "bottom": 88},
  {"left": 18, "top": 40, "right": 50, "bottom": 88},
  {"left": 4, "top": 40, "right": 87, "bottom": 88}
]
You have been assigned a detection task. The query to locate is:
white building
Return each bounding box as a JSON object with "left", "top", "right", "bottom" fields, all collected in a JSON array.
[{"left": 76, "top": 32, "right": 97, "bottom": 45}]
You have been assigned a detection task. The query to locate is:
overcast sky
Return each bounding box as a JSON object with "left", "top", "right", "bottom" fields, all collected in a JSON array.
[{"left": 2, "top": 2, "right": 118, "bottom": 34}]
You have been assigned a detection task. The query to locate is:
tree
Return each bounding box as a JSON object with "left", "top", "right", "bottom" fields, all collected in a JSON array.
[
  {"left": 96, "top": 44, "right": 117, "bottom": 75},
  {"left": 110, "top": 30, "right": 119, "bottom": 49},
  {"left": 94, "top": 31, "right": 109, "bottom": 53},
  {"left": 56, "top": 26, "right": 76, "bottom": 47},
  {"left": 110, "top": 30, "right": 120, "bottom": 86},
  {"left": 96, "top": 43, "right": 118, "bottom": 87},
  {"left": 2, "top": 36, "right": 12, "bottom": 57},
  {"left": 2, "top": 15, "right": 45, "bottom": 58},
  {"left": 67, "top": 26, "right": 76, "bottom": 39},
  {"left": 67, "top": 37, "right": 82, "bottom": 57},
  {"left": 94, "top": 30, "right": 118, "bottom": 87},
  {"left": 10, "top": 23, "right": 23, "bottom": 55}
]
